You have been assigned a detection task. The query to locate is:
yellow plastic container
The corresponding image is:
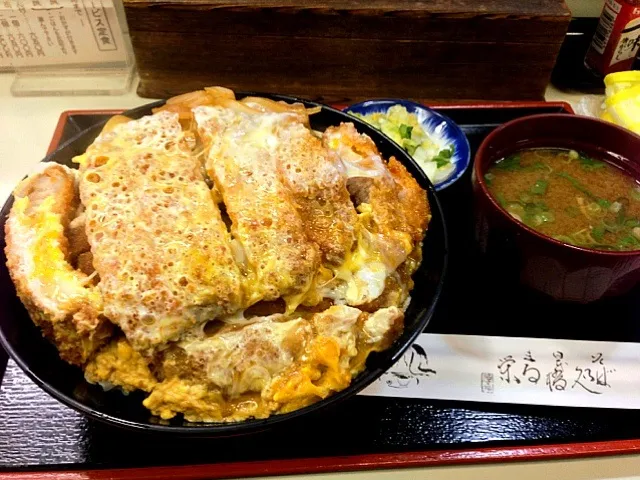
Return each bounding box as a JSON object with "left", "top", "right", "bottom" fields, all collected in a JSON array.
[
  {"left": 600, "top": 110, "right": 614, "bottom": 123},
  {"left": 604, "top": 71, "right": 640, "bottom": 97},
  {"left": 604, "top": 84, "right": 640, "bottom": 134}
]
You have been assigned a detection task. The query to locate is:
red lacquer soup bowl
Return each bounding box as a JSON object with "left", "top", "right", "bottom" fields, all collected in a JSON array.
[{"left": 473, "top": 113, "right": 640, "bottom": 303}]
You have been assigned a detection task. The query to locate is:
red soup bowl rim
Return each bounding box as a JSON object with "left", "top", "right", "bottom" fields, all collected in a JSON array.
[{"left": 474, "top": 113, "right": 640, "bottom": 258}]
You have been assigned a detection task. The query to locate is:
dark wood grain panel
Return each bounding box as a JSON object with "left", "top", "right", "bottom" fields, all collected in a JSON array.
[
  {"left": 135, "top": 59, "right": 556, "bottom": 102},
  {"left": 124, "top": 7, "right": 568, "bottom": 43},
  {"left": 124, "top": 0, "right": 569, "bottom": 16},
  {"left": 131, "top": 34, "right": 562, "bottom": 67},
  {"left": 123, "top": 0, "right": 569, "bottom": 100}
]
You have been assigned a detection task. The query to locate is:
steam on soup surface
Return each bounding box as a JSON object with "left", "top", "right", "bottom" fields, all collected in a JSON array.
[{"left": 485, "top": 148, "right": 640, "bottom": 251}]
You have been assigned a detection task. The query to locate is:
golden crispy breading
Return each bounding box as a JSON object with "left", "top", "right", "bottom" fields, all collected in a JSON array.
[
  {"left": 12, "top": 163, "right": 78, "bottom": 224},
  {"left": 194, "top": 107, "right": 319, "bottom": 305},
  {"left": 387, "top": 157, "right": 431, "bottom": 242},
  {"left": 365, "top": 157, "right": 430, "bottom": 247},
  {"left": 77, "top": 112, "right": 242, "bottom": 353},
  {"left": 323, "top": 123, "right": 429, "bottom": 243},
  {"left": 316, "top": 123, "right": 429, "bottom": 306},
  {"left": 4, "top": 164, "right": 109, "bottom": 365},
  {"left": 275, "top": 122, "right": 357, "bottom": 265},
  {"left": 85, "top": 336, "right": 157, "bottom": 392}
]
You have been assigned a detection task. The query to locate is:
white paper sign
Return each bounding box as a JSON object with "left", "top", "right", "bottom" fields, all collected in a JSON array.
[
  {"left": 360, "top": 334, "right": 640, "bottom": 409},
  {"left": 0, "top": 0, "right": 128, "bottom": 68}
]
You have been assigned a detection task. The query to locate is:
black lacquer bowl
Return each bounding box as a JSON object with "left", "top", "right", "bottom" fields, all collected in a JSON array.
[{"left": 0, "top": 93, "right": 448, "bottom": 435}]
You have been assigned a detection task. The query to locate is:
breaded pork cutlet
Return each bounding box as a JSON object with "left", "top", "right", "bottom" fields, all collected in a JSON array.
[
  {"left": 77, "top": 112, "right": 243, "bottom": 354},
  {"left": 5, "top": 164, "right": 110, "bottom": 365}
]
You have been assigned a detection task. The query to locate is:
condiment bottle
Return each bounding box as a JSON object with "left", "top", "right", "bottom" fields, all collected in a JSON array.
[{"left": 585, "top": 0, "right": 640, "bottom": 76}]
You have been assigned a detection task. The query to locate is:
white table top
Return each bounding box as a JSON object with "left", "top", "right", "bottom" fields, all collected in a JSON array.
[{"left": 1, "top": 72, "right": 639, "bottom": 479}]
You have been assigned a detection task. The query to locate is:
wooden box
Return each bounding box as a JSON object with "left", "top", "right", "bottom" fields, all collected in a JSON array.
[{"left": 123, "top": 0, "right": 571, "bottom": 102}]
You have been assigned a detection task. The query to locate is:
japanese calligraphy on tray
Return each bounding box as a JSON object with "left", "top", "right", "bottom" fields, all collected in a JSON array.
[
  {"left": 360, "top": 334, "right": 640, "bottom": 409},
  {"left": 0, "top": 0, "right": 128, "bottom": 68}
]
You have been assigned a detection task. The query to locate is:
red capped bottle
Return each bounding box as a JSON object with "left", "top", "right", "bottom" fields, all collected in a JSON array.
[{"left": 585, "top": 0, "right": 640, "bottom": 76}]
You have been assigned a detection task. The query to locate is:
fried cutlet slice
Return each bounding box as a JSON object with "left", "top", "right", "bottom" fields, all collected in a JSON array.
[
  {"left": 145, "top": 304, "right": 396, "bottom": 422},
  {"left": 144, "top": 314, "right": 312, "bottom": 421},
  {"left": 76, "top": 112, "right": 242, "bottom": 353},
  {"left": 4, "top": 164, "right": 110, "bottom": 365},
  {"left": 144, "top": 304, "right": 404, "bottom": 422},
  {"left": 319, "top": 123, "right": 430, "bottom": 306},
  {"left": 275, "top": 122, "right": 357, "bottom": 266},
  {"left": 180, "top": 315, "right": 312, "bottom": 397},
  {"left": 324, "top": 122, "right": 430, "bottom": 239},
  {"left": 194, "top": 106, "right": 319, "bottom": 306}
]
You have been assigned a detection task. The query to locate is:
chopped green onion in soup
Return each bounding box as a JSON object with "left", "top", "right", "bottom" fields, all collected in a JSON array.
[
  {"left": 485, "top": 148, "right": 640, "bottom": 251},
  {"left": 531, "top": 179, "right": 548, "bottom": 195}
]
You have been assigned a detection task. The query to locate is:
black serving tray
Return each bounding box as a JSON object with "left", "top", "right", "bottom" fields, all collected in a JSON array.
[{"left": 1, "top": 102, "right": 640, "bottom": 475}]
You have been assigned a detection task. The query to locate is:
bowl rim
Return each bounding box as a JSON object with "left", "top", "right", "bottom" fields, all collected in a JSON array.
[
  {"left": 343, "top": 98, "right": 471, "bottom": 191},
  {"left": 0, "top": 93, "right": 449, "bottom": 435},
  {"left": 474, "top": 112, "right": 640, "bottom": 257}
]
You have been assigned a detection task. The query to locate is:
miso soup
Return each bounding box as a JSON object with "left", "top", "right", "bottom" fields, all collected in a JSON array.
[{"left": 485, "top": 148, "right": 640, "bottom": 251}]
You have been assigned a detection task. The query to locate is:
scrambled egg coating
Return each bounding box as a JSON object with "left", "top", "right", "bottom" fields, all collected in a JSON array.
[
  {"left": 194, "top": 106, "right": 320, "bottom": 306},
  {"left": 77, "top": 112, "right": 243, "bottom": 354},
  {"left": 85, "top": 337, "right": 157, "bottom": 392},
  {"left": 5, "top": 165, "right": 110, "bottom": 365},
  {"left": 5, "top": 88, "right": 430, "bottom": 423}
]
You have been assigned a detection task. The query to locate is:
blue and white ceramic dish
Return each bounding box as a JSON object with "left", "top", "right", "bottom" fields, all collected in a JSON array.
[{"left": 344, "top": 99, "right": 471, "bottom": 191}]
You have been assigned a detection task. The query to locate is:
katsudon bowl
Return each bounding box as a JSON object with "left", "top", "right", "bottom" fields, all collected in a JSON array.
[{"left": 0, "top": 92, "right": 448, "bottom": 435}]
